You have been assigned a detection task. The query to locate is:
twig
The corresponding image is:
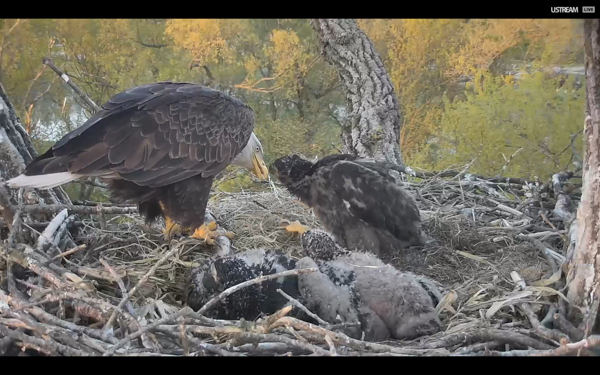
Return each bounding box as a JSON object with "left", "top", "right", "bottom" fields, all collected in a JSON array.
[
  {"left": 553, "top": 313, "right": 585, "bottom": 342},
  {"left": 269, "top": 317, "right": 449, "bottom": 355},
  {"left": 230, "top": 332, "right": 331, "bottom": 356},
  {"left": 541, "top": 305, "right": 558, "bottom": 328},
  {"left": 42, "top": 57, "right": 101, "bottom": 113},
  {"left": 518, "top": 303, "right": 570, "bottom": 344},
  {"left": 505, "top": 335, "right": 600, "bottom": 356},
  {"left": 46, "top": 244, "right": 87, "bottom": 264},
  {"left": 156, "top": 328, "right": 244, "bottom": 356},
  {"left": 177, "top": 316, "right": 190, "bottom": 356},
  {"left": 16, "top": 204, "right": 137, "bottom": 216},
  {"left": 99, "top": 258, "right": 136, "bottom": 317},
  {"left": 103, "top": 307, "right": 194, "bottom": 356},
  {"left": 412, "top": 328, "right": 554, "bottom": 351},
  {"left": 103, "top": 245, "right": 180, "bottom": 329},
  {"left": 0, "top": 183, "right": 16, "bottom": 229},
  {"left": 0, "top": 325, "right": 91, "bottom": 356},
  {"left": 35, "top": 208, "right": 69, "bottom": 253},
  {"left": 197, "top": 268, "right": 318, "bottom": 316},
  {"left": 0, "top": 290, "right": 118, "bottom": 344},
  {"left": 276, "top": 288, "right": 329, "bottom": 326},
  {"left": 7, "top": 188, "right": 24, "bottom": 247}
]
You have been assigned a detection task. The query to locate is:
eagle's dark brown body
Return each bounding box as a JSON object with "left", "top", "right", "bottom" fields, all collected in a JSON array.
[
  {"left": 272, "top": 154, "right": 425, "bottom": 258},
  {"left": 10, "top": 82, "right": 257, "bottom": 230}
]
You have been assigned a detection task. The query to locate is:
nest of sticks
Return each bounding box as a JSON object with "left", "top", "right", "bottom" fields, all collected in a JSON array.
[{"left": 1, "top": 168, "right": 598, "bottom": 357}]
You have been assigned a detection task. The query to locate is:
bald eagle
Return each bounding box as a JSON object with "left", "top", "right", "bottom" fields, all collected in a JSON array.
[
  {"left": 271, "top": 154, "right": 424, "bottom": 258},
  {"left": 7, "top": 82, "right": 269, "bottom": 243}
]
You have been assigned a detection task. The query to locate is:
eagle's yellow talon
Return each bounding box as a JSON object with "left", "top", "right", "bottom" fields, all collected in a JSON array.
[
  {"left": 206, "top": 221, "right": 218, "bottom": 231},
  {"left": 190, "top": 222, "right": 234, "bottom": 244},
  {"left": 285, "top": 220, "right": 311, "bottom": 235}
]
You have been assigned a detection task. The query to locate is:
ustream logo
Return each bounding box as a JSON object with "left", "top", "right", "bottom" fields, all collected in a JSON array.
[{"left": 551, "top": 6, "right": 579, "bottom": 13}]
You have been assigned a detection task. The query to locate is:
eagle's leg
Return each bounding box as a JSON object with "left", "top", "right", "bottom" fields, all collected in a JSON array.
[
  {"left": 190, "top": 221, "right": 235, "bottom": 245},
  {"left": 285, "top": 220, "right": 311, "bottom": 235},
  {"left": 159, "top": 199, "right": 183, "bottom": 239},
  {"left": 163, "top": 216, "right": 183, "bottom": 239}
]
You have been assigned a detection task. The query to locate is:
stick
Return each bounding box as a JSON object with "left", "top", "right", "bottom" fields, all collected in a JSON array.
[
  {"left": 518, "top": 303, "right": 570, "bottom": 344},
  {"left": 230, "top": 332, "right": 332, "bottom": 356},
  {"left": 103, "top": 245, "right": 180, "bottom": 330},
  {"left": 42, "top": 57, "right": 101, "bottom": 113},
  {"left": 103, "top": 307, "right": 194, "bottom": 356},
  {"left": 269, "top": 317, "right": 449, "bottom": 355},
  {"left": 99, "top": 258, "right": 136, "bottom": 317},
  {"left": 17, "top": 204, "right": 137, "bottom": 215},
  {"left": 35, "top": 208, "right": 68, "bottom": 252},
  {"left": 412, "top": 328, "right": 554, "bottom": 351},
  {"left": 196, "top": 268, "right": 318, "bottom": 316},
  {"left": 156, "top": 328, "right": 244, "bottom": 356},
  {"left": 276, "top": 288, "right": 329, "bottom": 326},
  {"left": 46, "top": 244, "right": 87, "bottom": 263},
  {"left": 553, "top": 313, "right": 585, "bottom": 342},
  {"left": 491, "top": 335, "right": 600, "bottom": 356},
  {"left": 0, "top": 325, "right": 92, "bottom": 356},
  {"left": 0, "top": 290, "right": 118, "bottom": 344}
]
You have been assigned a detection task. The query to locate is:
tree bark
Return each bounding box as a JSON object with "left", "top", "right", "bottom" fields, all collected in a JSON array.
[
  {"left": 310, "top": 19, "right": 404, "bottom": 166},
  {"left": 566, "top": 19, "right": 600, "bottom": 336},
  {"left": 0, "top": 83, "right": 71, "bottom": 225}
]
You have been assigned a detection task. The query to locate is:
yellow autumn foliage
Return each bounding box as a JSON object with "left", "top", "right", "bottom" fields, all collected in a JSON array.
[{"left": 0, "top": 19, "right": 587, "bottom": 194}]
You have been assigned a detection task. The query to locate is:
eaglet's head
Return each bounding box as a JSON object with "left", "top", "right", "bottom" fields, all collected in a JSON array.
[
  {"left": 231, "top": 132, "right": 269, "bottom": 180},
  {"left": 270, "top": 154, "right": 314, "bottom": 186}
]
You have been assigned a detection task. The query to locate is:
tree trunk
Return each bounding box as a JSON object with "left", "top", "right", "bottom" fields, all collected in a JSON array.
[
  {"left": 310, "top": 19, "right": 404, "bottom": 166},
  {"left": 566, "top": 19, "right": 600, "bottom": 336},
  {"left": 0, "top": 83, "right": 71, "bottom": 228}
]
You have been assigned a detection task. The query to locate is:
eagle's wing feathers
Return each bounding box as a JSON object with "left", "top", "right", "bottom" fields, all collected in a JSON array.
[
  {"left": 326, "top": 160, "right": 421, "bottom": 242},
  {"left": 42, "top": 82, "right": 254, "bottom": 188}
]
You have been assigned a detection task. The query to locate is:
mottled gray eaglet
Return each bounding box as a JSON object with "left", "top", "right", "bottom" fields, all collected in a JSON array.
[
  {"left": 296, "top": 229, "right": 442, "bottom": 341},
  {"left": 8, "top": 82, "right": 269, "bottom": 243},
  {"left": 271, "top": 153, "right": 425, "bottom": 258}
]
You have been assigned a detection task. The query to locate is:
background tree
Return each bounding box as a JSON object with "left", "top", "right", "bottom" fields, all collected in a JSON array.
[
  {"left": 310, "top": 19, "right": 404, "bottom": 166},
  {"left": 0, "top": 83, "right": 71, "bottom": 235},
  {"left": 566, "top": 19, "right": 600, "bottom": 336}
]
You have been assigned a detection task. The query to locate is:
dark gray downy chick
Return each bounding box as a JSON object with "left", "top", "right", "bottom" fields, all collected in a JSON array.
[
  {"left": 186, "top": 248, "right": 301, "bottom": 321},
  {"left": 297, "top": 229, "right": 443, "bottom": 341}
]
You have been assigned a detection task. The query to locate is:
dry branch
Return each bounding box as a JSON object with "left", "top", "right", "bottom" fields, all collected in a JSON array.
[
  {"left": 519, "top": 302, "right": 570, "bottom": 344},
  {"left": 276, "top": 288, "right": 329, "bottom": 326},
  {"left": 42, "top": 57, "right": 101, "bottom": 113},
  {"left": 16, "top": 204, "right": 138, "bottom": 216}
]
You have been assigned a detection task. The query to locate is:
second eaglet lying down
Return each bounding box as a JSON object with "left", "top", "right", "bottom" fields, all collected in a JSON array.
[
  {"left": 271, "top": 153, "right": 425, "bottom": 258},
  {"left": 186, "top": 230, "right": 442, "bottom": 341},
  {"left": 7, "top": 82, "right": 269, "bottom": 244}
]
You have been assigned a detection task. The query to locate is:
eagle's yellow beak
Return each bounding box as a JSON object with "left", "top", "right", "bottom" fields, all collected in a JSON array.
[{"left": 252, "top": 152, "right": 269, "bottom": 180}]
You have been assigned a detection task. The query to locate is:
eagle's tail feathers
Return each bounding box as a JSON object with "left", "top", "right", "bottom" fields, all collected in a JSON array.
[{"left": 6, "top": 172, "right": 83, "bottom": 190}]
